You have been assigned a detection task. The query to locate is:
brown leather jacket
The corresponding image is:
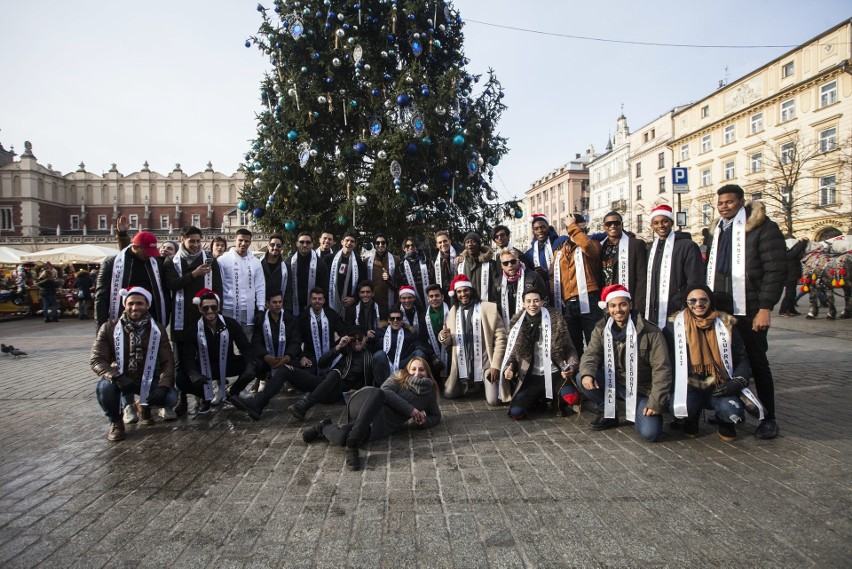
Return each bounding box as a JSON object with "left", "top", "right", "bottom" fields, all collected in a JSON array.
[{"left": 91, "top": 319, "right": 175, "bottom": 388}]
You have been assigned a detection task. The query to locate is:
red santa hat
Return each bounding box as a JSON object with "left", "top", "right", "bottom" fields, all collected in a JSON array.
[
  {"left": 447, "top": 274, "right": 472, "bottom": 297},
  {"left": 650, "top": 204, "right": 674, "bottom": 221},
  {"left": 398, "top": 285, "right": 416, "bottom": 298},
  {"left": 531, "top": 213, "right": 549, "bottom": 226},
  {"left": 598, "top": 284, "right": 632, "bottom": 309},
  {"left": 193, "top": 288, "right": 221, "bottom": 306},
  {"left": 120, "top": 286, "right": 152, "bottom": 306}
]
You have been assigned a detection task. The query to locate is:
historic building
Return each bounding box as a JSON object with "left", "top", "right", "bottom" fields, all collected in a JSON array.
[
  {"left": 588, "top": 114, "right": 631, "bottom": 233},
  {"left": 525, "top": 149, "right": 596, "bottom": 231}
]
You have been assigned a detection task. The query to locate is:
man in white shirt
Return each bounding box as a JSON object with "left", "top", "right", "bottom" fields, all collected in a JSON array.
[{"left": 218, "top": 228, "right": 266, "bottom": 338}]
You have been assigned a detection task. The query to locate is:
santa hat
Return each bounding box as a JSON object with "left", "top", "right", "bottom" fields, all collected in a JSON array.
[
  {"left": 598, "top": 284, "right": 632, "bottom": 309},
  {"left": 398, "top": 285, "right": 416, "bottom": 298},
  {"left": 531, "top": 214, "right": 549, "bottom": 226},
  {"left": 193, "top": 288, "right": 221, "bottom": 306},
  {"left": 447, "top": 274, "right": 472, "bottom": 297},
  {"left": 650, "top": 204, "right": 674, "bottom": 221},
  {"left": 120, "top": 286, "right": 152, "bottom": 306}
]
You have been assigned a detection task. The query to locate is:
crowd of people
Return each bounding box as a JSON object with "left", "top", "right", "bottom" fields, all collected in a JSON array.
[{"left": 89, "top": 183, "right": 791, "bottom": 469}]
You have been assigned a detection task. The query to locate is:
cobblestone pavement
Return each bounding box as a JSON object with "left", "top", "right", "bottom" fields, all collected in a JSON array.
[{"left": 0, "top": 307, "right": 850, "bottom": 568}]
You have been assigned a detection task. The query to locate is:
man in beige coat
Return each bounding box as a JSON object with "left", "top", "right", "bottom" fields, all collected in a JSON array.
[{"left": 439, "top": 275, "right": 507, "bottom": 405}]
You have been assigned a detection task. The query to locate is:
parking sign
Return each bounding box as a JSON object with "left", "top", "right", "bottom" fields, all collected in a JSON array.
[{"left": 672, "top": 167, "right": 688, "bottom": 193}]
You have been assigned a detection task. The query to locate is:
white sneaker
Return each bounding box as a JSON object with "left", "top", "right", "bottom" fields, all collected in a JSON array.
[
  {"left": 158, "top": 407, "right": 177, "bottom": 421},
  {"left": 257, "top": 380, "right": 267, "bottom": 393},
  {"left": 123, "top": 404, "right": 138, "bottom": 424},
  {"left": 211, "top": 391, "right": 224, "bottom": 406}
]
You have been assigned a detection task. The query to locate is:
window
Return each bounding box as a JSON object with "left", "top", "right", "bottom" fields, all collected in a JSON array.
[
  {"left": 701, "top": 168, "right": 712, "bottom": 187},
  {"left": 701, "top": 135, "right": 711, "bottom": 153},
  {"left": 781, "top": 142, "right": 795, "bottom": 164},
  {"left": 70, "top": 215, "right": 79, "bottom": 231},
  {"left": 701, "top": 105, "right": 710, "bottom": 118},
  {"left": 751, "top": 192, "right": 763, "bottom": 201},
  {"left": 636, "top": 184, "right": 642, "bottom": 200},
  {"left": 129, "top": 214, "right": 138, "bottom": 230},
  {"left": 750, "top": 113, "right": 763, "bottom": 134},
  {"left": 782, "top": 61, "right": 794, "bottom": 78},
  {"left": 238, "top": 211, "right": 250, "bottom": 226},
  {"left": 98, "top": 215, "right": 107, "bottom": 230},
  {"left": 635, "top": 162, "right": 642, "bottom": 178},
  {"left": 724, "top": 161, "right": 735, "bottom": 180},
  {"left": 820, "top": 80, "right": 837, "bottom": 107},
  {"left": 819, "top": 175, "right": 837, "bottom": 206},
  {"left": 724, "top": 125, "right": 736, "bottom": 144},
  {"left": 780, "top": 99, "right": 795, "bottom": 122},
  {"left": 750, "top": 152, "right": 763, "bottom": 173},
  {"left": 636, "top": 214, "right": 643, "bottom": 228},
  {"left": 702, "top": 203, "right": 713, "bottom": 226},
  {"left": 658, "top": 153, "right": 665, "bottom": 169},
  {"left": 0, "top": 207, "right": 12, "bottom": 231},
  {"left": 819, "top": 127, "right": 837, "bottom": 153},
  {"left": 658, "top": 176, "right": 666, "bottom": 193},
  {"left": 160, "top": 215, "right": 169, "bottom": 230},
  {"left": 596, "top": 195, "right": 602, "bottom": 208},
  {"left": 680, "top": 144, "right": 689, "bottom": 161},
  {"left": 192, "top": 213, "right": 201, "bottom": 227}
]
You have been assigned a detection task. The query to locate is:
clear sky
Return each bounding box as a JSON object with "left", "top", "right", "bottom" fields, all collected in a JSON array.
[{"left": 1, "top": 1, "right": 849, "bottom": 204}]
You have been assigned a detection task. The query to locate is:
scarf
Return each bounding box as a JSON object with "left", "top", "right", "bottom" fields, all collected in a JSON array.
[
  {"left": 114, "top": 313, "right": 160, "bottom": 404},
  {"left": 645, "top": 234, "right": 675, "bottom": 328},
  {"left": 403, "top": 253, "right": 430, "bottom": 305},
  {"left": 707, "top": 207, "right": 747, "bottom": 315},
  {"left": 672, "top": 310, "right": 730, "bottom": 418},
  {"left": 196, "top": 316, "right": 229, "bottom": 400},
  {"left": 499, "top": 308, "right": 553, "bottom": 401},
  {"left": 366, "top": 251, "right": 395, "bottom": 308},
  {"left": 263, "top": 310, "right": 286, "bottom": 358},
  {"left": 290, "top": 251, "right": 317, "bottom": 316},
  {"left": 172, "top": 246, "right": 212, "bottom": 331},
  {"left": 402, "top": 307, "right": 420, "bottom": 336},
  {"left": 457, "top": 256, "right": 491, "bottom": 301},
  {"left": 224, "top": 251, "right": 260, "bottom": 326},
  {"left": 434, "top": 246, "right": 456, "bottom": 288},
  {"left": 500, "top": 266, "right": 525, "bottom": 328},
  {"left": 309, "top": 309, "right": 332, "bottom": 371},
  {"left": 533, "top": 238, "right": 553, "bottom": 271},
  {"left": 401, "top": 374, "right": 433, "bottom": 396},
  {"left": 382, "top": 327, "right": 406, "bottom": 373},
  {"left": 109, "top": 246, "right": 165, "bottom": 323},
  {"left": 355, "top": 301, "right": 380, "bottom": 330},
  {"left": 425, "top": 303, "right": 449, "bottom": 373},
  {"left": 600, "top": 235, "right": 630, "bottom": 290},
  {"left": 455, "top": 302, "right": 483, "bottom": 382},
  {"left": 603, "top": 316, "right": 638, "bottom": 422},
  {"left": 328, "top": 249, "right": 359, "bottom": 314}
]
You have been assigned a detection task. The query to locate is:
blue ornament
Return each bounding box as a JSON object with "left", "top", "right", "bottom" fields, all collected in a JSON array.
[
  {"left": 440, "top": 169, "right": 452, "bottom": 182},
  {"left": 387, "top": 33, "right": 395, "bottom": 41},
  {"left": 514, "top": 209, "right": 524, "bottom": 219},
  {"left": 421, "top": 137, "right": 432, "bottom": 145},
  {"left": 274, "top": 5, "right": 281, "bottom": 12},
  {"left": 326, "top": 77, "right": 334, "bottom": 85},
  {"left": 284, "top": 220, "right": 297, "bottom": 231},
  {"left": 354, "top": 3, "right": 360, "bottom": 9},
  {"left": 244, "top": 40, "right": 251, "bottom": 48},
  {"left": 253, "top": 207, "right": 265, "bottom": 218},
  {"left": 337, "top": 215, "right": 346, "bottom": 225},
  {"left": 489, "top": 156, "right": 500, "bottom": 166},
  {"left": 433, "top": 39, "right": 441, "bottom": 49},
  {"left": 287, "top": 130, "right": 298, "bottom": 141},
  {"left": 421, "top": 88, "right": 430, "bottom": 96},
  {"left": 354, "top": 141, "right": 368, "bottom": 154},
  {"left": 411, "top": 41, "right": 423, "bottom": 56},
  {"left": 453, "top": 134, "right": 465, "bottom": 146},
  {"left": 405, "top": 143, "right": 418, "bottom": 155},
  {"left": 371, "top": 89, "right": 380, "bottom": 96},
  {"left": 256, "top": 3, "right": 264, "bottom": 12},
  {"left": 350, "top": 99, "right": 358, "bottom": 108},
  {"left": 396, "top": 94, "right": 411, "bottom": 107},
  {"left": 407, "top": 14, "right": 415, "bottom": 21},
  {"left": 237, "top": 199, "right": 249, "bottom": 211},
  {"left": 313, "top": 53, "right": 320, "bottom": 60}
]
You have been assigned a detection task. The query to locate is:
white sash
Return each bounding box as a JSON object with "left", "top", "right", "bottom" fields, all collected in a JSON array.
[
  {"left": 499, "top": 308, "right": 553, "bottom": 402},
  {"left": 290, "top": 252, "right": 317, "bottom": 316},
  {"left": 366, "top": 252, "right": 395, "bottom": 308},
  {"left": 601, "top": 235, "right": 630, "bottom": 289},
  {"left": 196, "top": 316, "right": 228, "bottom": 400},
  {"left": 403, "top": 257, "right": 430, "bottom": 304},
  {"left": 646, "top": 235, "right": 675, "bottom": 328},
  {"left": 533, "top": 239, "right": 553, "bottom": 271},
  {"left": 109, "top": 246, "right": 165, "bottom": 324},
  {"left": 113, "top": 321, "right": 161, "bottom": 403},
  {"left": 263, "top": 310, "right": 286, "bottom": 358},
  {"left": 310, "top": 309, "right": 332, "bottom": 367},
  {"left": 355, "top": 302, "right": 380, "bottom": 329},
  {"left": 706, "top": 207, "right": 747, "bottom": 315},
  {"left": 402, "top": 308, "right": 420, "bottom": 336},
  {"left": 553, "top": 250, "right": 564, "bottom": 312},
  {"left": 574, "top": 246, "right": 590, "bottom": 314},
  {"left": 458, "top": 259, "right": 491, "bottom": 301},
  {"left": 434, "top": 246, "right": 456, "bottom": 288},
  {"left": 603, "top": 316, "right": 638, "bottom": 422},
  {"left": 455, "top": 303, "right": 483, "bottom": 382},
  {"left": 173, "top": 252, "right": 212, "bottom": 331},
  {"left": 740, "top": 387, "right": 766, "bottom": 421},
  {"left": 382, "top": 327, "right": 405, "bottom": 373},
  {"left": 673, "top": 313, "right": 734, "bottom": 418},
  {"left": 328, "top": 250, "right": 359, "bottom": 313},
  {"left": 227, "top": 252, "right": 258, "bottom": 325},
  {"left": 499, "top": 268, "right": 525, "bottom": 328},
  {"left": 269, "top": 258, "right": 289, "bottom": 301},
  {"left": 425, "top": 304, "right": 449, "bottom": 373}
]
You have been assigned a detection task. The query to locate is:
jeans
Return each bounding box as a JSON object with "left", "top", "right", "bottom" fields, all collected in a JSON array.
[
  {"left": 576, "top": 372, "right": 663, "bottom": 442},
  {"left": 96, "top": 378, "right": 178, "bottom": 423},
  {"left": 681, "top": 386, "right": 745, "bottom": 425},
  {"left": 508, "top": 372, "right": 566, "bottom": 418},
  {"left": 561, "top": 291, "right": 603, "bottom": 358},
  {"left": 78, "top": 299, "right": 90, "bottom": 319},
  {"left": 371, "top": 349, "right": 426, "bottom": 387},
  {"left": 42, "top": 292, "right": 58, "bottom": 320}
]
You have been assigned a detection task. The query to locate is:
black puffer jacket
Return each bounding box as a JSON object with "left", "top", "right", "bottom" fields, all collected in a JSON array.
[{"left": 707, "top": 201, "right": 787, "bottom": 316}]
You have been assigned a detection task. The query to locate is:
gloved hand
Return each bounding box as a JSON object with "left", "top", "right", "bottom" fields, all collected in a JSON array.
[
  {"left": 112, "top": 374, "right": 135, "bottom": 395},
  {"left": 146, "top": 385, "right": 169, "bottom": 407},
  {"left": 191, "top": 374, "right": 209, "bottom": 389},
  {"left": 712, "top": 376, "right": 748, "bottom": 397}
]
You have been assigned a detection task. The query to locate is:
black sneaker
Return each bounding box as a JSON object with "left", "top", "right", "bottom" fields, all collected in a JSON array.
[
  {"left": 590, "top": 412, "right": 619, "bottom": 431},
  {"left": 346, "top": 446, "right": 361, "bottom": 471},
  {"left": 287, "top": 398, "right": 308, "bottom": 421},
  {"left": 718, "top": 421, "right": 737, "bottom": 441},
  {"left": 302, "top": 418, "right": 332, "bottom": 443},
  {"left": 229, "top": 396, "right": 261, "bottom": 421},
  {"left": 197, "top": 400, "right": 212, "bottom": 415},
  {"left": 754, "top": 419, "right": 779, "bottom": 440},
  {"left": 683, "top": 420, "right": 700, "bottom": 438}
]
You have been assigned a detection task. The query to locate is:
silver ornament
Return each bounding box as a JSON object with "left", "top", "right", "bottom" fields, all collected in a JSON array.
[
  {"left": 355, "top": 195, "right": 367, "bottom": 206},
  {"left": 377, "top": 150, "right": 387, "bottom": 160},
  {"left": 253, "top": 178, "right": 262, "bottom": 188},
  {"left": 309, "top": 149, "right": 318, "bottom": 157},
  {"left": 288, "top": 88, "right": 297, "bottom": 96},
  {"left": 335, "top": 29, "right": 345, "bottom": 38},
  {"left": 332, "top": 57, "right": 341, "bottom": 67},
  {"left": 318, "top": 95, "right": 327, "bottom": 104},
  {"left": 337, "top": 172, "right": 346, "bottom": 180}
]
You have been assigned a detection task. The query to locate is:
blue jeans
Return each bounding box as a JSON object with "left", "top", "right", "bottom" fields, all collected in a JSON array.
[
  {"left": 682, "top": 386, "right": 745, "bottom": 425},
  {"left": 96, "top": 379, "right": 178, "bottom": 423},
  {"left": 371, "top": 349, "right": 426, "bottom": 387},
  {"left": 561, "top": 291, "right": 603, "bottom": 358},
  {"left": 42, "top": 292, "right": 58, "bottom": 320},
  {"left": 577, "top": 371, "right": 663, "bottom": 442}
]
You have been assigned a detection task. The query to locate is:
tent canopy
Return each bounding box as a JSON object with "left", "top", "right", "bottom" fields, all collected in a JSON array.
[
  {"left": 0, "top": 246, "right": 30, "bottom": 265},
  {"left": 20, "top": 244, "right": 120, "bottom": 264}
]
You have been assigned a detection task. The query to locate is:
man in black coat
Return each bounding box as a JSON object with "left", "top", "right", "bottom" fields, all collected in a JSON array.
[
  {"left": 297, "top": 287, "right": 347, "bottom": 375},
  {"left": 495, "top": 247, "right": 549, "bottom": 328},
  {"left": 705, "top": 185, "right": 787, "bottom": 440},
  {"left": 597, "top": 211, "right": 648, "bottom": 312},
  {"left": 285, "top": 232, "right": 330, "bottom": 317},
  {"left": 779, "top": 237, "right": 809, "bottom": 316}
]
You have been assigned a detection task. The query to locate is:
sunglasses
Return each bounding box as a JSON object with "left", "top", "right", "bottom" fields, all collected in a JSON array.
[
  {"left": 297, "top": 240, "right": 312, "bottom": 245},
  {"left": 351, "top": 335, "right": 364, "bottom": 342},
  {"left": 375, "top": 240, "right": 387, "bottom": 245},
  {"left": 403, "top": 243, "right": 415, "bottom": 249},
  {"left": 501, "top": 259, "right": 518, "bottom": 266},
  {"left": 494, "top": 233, "right": 508, "bottom": 239},
  {"left": 199, "top": 305, "right": 218, "bottom": 313},
  {"left": 604, "top": 220, "right": 622, "bottom": 227},
  {"left": 388, "top": 316, "right": 403, "bottom": 321},
  {"left": 686, "top": 298, "right": 710, "bottom": 306},
  {"left": 268, "top": 243, "right": 283, "bottom": 249}
]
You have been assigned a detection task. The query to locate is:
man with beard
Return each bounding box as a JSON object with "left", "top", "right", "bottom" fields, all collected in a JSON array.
[
  {"left": 525, "top": 214, "right": 568, "bottom": 289},
  {"left": 325, "top": 231, "right": 365, "bottom": 318},
  {"left": 218, "top": 228, "right": 265, "bottom": 338},
  {"left": 285, "top": 232, "right": 330, "bottom": 316},
  {"left": 345, "top": 280, "right": 381, "bottom": 338},
  {"left": 433, "top": 230, "right": 458, "bottom": 298},
  {"left": 457, "top": 232, "right": 498, "bottom": 302},
  {"left": 261, "top": 234, "right": 290, "bottom": 313},
  {"left": 597, "top": 211, "right": 648, "bottom": 311},
  {"left": 92, "top": 287, "right": 177, "bottom": 441},
  {"left": 371, "top": 306, "right": 427, "bottom": 386},
  {"left": 577, "top": 285, "right": 672, "bottom": 442},
  {"left": 363, "top": 233, "right": 397, "bottom": 318},
  {"left": 163, "top": 225, "right": 222, "bottom": 416},
  {"left": 298, "top": 288, "right": 347, "bottom": 375},
  {"left": 397, "top": 286, "right": 426, "bottom": 343},
  {"left": 496, "top": 248, "right": 548, "bottom": 328},
  {"left": 439, "top": 275, "right": 507, "bottom": 405},
  {"left": 392, "top": 237, "right": 433, "bottom": 307}
]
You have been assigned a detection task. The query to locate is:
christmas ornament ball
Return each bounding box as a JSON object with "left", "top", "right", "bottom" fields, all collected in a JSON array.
[
  {"left": 452, "top": 134, "right": 465, "bottom": 146},
  {"left": 284, "top": 220, "right": 297, "bottom": 231},
  {"left": 237, "top": 199, "right": 249, "bottom": 211},
  {"left": 354, "top": 141, "right": 368, "bottom": 154},
  {"left": 287, "top": 130, "right": 298, "bottom": 141},
  {"left": 253, "top": 207, "right": 265, "bottom": 218}
]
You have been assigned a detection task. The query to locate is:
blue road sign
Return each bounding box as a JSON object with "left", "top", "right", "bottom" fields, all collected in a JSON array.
[{"left": 672, "top": 167, "right": 688, "bottom": 185}]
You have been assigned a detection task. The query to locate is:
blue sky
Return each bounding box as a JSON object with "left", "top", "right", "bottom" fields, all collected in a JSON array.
[{"left": 1, "top": 1, "right": 849, "bottom": 203}]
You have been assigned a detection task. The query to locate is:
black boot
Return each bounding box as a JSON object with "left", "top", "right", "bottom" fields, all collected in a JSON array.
[
  {"left": 345, "top": 438, "right": 362, "bottom": 471},
  {"left": 229, "top": 396, "right": 261, "bottom": 421},
  {"left": 302, "top": 417, "right": 332, "bottom": 443},
  {"left": 287, "top": 394, "right": 313, "bottom": 421},
  {"left": 590, "top": 411, "right": 619, "bottom": 431}
]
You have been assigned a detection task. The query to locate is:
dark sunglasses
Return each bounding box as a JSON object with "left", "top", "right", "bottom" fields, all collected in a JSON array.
[
  {"left": 403, "top": 243, "right": 415, "bottom": 249},
  {"left": 199, "top": 305, "right": 218, "bottom": 313},
  {"left": 494, "top": 232, "right": 509, "bottom": 239},
  {"left": 388, "top": 316, "right": 403, "bottom": 322},
  {"left": 501, "top": 259, "right": 518, "bottom": 266},
  {"left": 375, "top": 240, "right": 387, "bottom": 245},
  {"left": 351, "top": 335, "right": 364, "bottom": 342},
  {"left": 604, "top": 220, "right": 622, "bottom": 227},
  {"left": 686, "top": 298, "right": 710, "bottom": 306},
  {"left": 268, "top": 243, "right": 283, "bottom": 249},
  {"left": 297, "top": 240, "right": 312, "bottom": 245}
]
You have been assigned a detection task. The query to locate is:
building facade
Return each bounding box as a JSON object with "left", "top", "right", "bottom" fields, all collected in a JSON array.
[
  {"left": 588, "top": 115, "right": 631, "bottom": 233},
  {"left": 525, "top": 149, "right": 596, "bottom": 232}
]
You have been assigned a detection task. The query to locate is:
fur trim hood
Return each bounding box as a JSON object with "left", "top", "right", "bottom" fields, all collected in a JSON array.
[
  {"left": 709, "top": 200, "right": 767, "bottom": 234},
  {"left": 458, "top": 244, "right": 494, "bottom": 263}
]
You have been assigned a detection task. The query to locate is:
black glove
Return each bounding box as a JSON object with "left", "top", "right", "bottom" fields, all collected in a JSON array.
[
  {"left": 146, "top": 385, "right": 169, "bottom": 407},
  {"left": 113, "top": 374, "right": 135, "bottom": 395},
  {"left": 191, "top": 374, "right": 209, "bottom": 389},
  {"left": 712, "top": 376, "right": 748, "bottom": 397}
]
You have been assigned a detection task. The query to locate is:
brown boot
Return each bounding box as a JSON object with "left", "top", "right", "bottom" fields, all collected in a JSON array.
[
  {"left": 108, "top": 422, "right": 126, "bottom": 442},
  {"left": 136, "top": 402, "right": 153, "bottom": 426}
]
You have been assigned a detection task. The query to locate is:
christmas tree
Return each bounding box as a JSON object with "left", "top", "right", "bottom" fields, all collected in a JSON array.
[{"left": 239, "top": 0, "right": 519, "bottom": 246}]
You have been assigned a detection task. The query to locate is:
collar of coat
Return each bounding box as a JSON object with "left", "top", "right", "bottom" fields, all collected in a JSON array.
[
  {"left": 458, "top": 244, "right": 494, "bottom": 263},
  {"left": 708, "top": 200, "right": 767, "bottom": 234}
]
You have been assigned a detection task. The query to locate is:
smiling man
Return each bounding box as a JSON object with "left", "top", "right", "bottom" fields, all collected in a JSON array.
[
  {"left": 325, "top": 231, "right": 365, "bottom": 318},
  {"left": 597, "top": 211, "right": 648, "bottom": 311},
  {"left": 219, "top": 228, "right": 266, "bottom": 338},
  {"left": 261, "top": 234, "right": 290, "bottom": 312},
  {"left": 285, "top": 232, "right": 330, "bottom": 316}
]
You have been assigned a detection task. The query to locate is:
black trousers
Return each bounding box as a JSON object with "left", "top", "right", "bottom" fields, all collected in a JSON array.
[
  {"left": 736, "top": 317, "right": 775, "bottom": 420},
  {"left": 322, "top": 387, "right": 386, "bottom": 446},
  {"left": 176, "top": 356, "right": 249, "bottom": 399}
]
